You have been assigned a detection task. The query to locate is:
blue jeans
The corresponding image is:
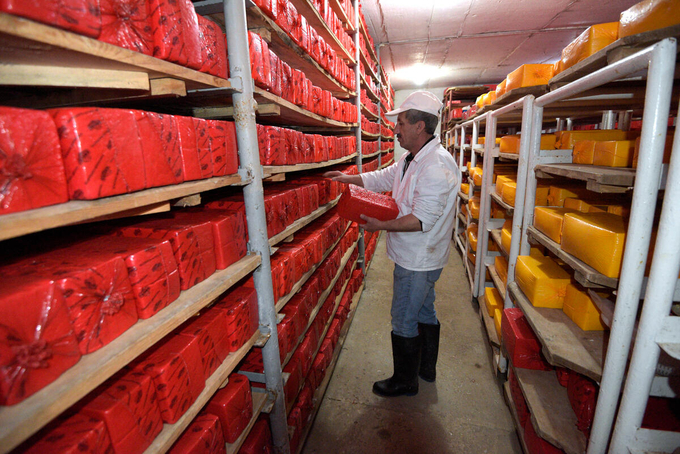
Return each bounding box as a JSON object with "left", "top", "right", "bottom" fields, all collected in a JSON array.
[{"left": 391, "top": 264, "right": 443, "bottom": 338}]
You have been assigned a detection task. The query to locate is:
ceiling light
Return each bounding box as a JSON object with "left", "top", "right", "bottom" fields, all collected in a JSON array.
[{"left": 394, "top": 64, "right": 444, "bottom": 86}]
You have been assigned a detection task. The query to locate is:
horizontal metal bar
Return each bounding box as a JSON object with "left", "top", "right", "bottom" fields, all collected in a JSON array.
[{"left": 490, "top": 95, "right": 531, "bottom": 118}]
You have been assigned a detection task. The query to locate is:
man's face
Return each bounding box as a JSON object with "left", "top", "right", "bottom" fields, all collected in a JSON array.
[{"left": 395, "top": 112, "right": 420, "bottom": 152}]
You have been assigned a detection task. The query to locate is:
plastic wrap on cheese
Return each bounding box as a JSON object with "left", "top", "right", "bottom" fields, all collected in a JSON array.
[
  {"left": 516, "top": 254, "right": 571, "bottom": 308},
  {"left": 563, "top": 284, "right": 606, "bottom": 331},
  {"left": 495, "top": 175, "right": 516, "bottom": 196},
  {"left": 336, "top": 184, "right": 399, "bottom": 225},
  {"left": 561, "top": 212, "right": 627, "bottom": 278},
  {"left": 564, "top": 198, "right": 594, "bottom": 212},
  {"left": 22, "top": 413, "right": 113, "bottom": 454},
  {"left": 499, "top": 135, "right": 520, "bottom": 154},
  {"left": 534, "top": 206, "right": 579, "bottom": 244},
  {"left": 555, "top": 129, "right": 632, "bottom": 149},
  {"left": 460, "top": 183, "right": 470, "bottom": 195},
  {"left": 168, "top": 414, "right": 225, "bottom": 454},
  {"left": 496, "top": 79, "right": 507, "bottom": 98},
  {"left": 100, "top": 0, "right": 154, "bottom": 56},
  {"left": 632, "top": 134, "right": 674, "bottom": 168},
  {"left": 501, "top": 226, "right": 512, "bottom": 255},
  {"left": 198, "top": 15, "right": 229, "bottom": 79},
  {"left": 505, "top": 64, "right": 554, "bottom": 91},
  {"left": 547, "top": 185, "right": 590, "bottom": 207},
  {"left": 1, "top": 0, "right": 101, "bottom": 37},
  {"left": 573, "top": 140, "right": 597, "bottom": 164},
  {"left": 469, "top": 198, "right": 480, "bottom": 219},
  {"left": 560, "top": 22, "right": 618, "bottom": 72},
  {"left": 493, "top": 307, "right": 503, "bottom": 338},
  {"left": 467, "top": 223, "right": 479, "bottom": 252},
  {"left": 593, "top": 140, "right": 636, "bottom": 167},
  {"left": 501, "top": 181, "right": 517, "bottom": 206},
  {"left": 485, "top": 286, "right": 503, "bottom": 317},
  {"left": 619, "top": 0, "right": 680, "bottom": 38}
]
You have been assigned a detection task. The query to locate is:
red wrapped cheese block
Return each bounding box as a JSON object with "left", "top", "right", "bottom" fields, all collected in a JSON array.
[
  {"left": 337, "top": 184, "right": 399, "bottom": 225},
  {"left": 177, "top": 306, "right": 229, "bottom": 380},
  {"left": 169, "top": 413, "right": 226, "bottom": 454},
  {"left": 287, "top": 407, "right": 302, "bottom": 453},
  {"left": 178, "top": 0, "right": 202, "bottom": 70},
  {"left": 523, "top": 417, "right": 565, "bottom": 454},
  {"left": 22, "top": 412, "right": 113, "bottom": 454},
  {"left": 113, "top": 216, "right": 216, "bottom": 291},
  {"left": 280, "top": 61, "right": 293, "bottom": 104},
  {"left": 0, "top": 273, "right": 81, "bottom": 405},
  {"left": 0, "top": 107, "right": 68, "bottom": 214},
  {"left": 134, "top": 335, "right": 205, "bottom": 424},
  {"left": 283, "top": 357, "right": 303, "bottom": 410},
  {"left": 223, "top": 120, "right": 239, "bottom": 174},
  {"left": 99, "top": 0, "right": 154, "bottom": 55},
  {"left": 176, "top": 115, "right": 211, "bottom": 181},
  {"left": 508, "top": 366, "right": 530, "bottom": 427},
  {"left": 567, "top": 371, "right": 598, "bottom": 437},
  {"left": 248, "top": 31, "right": 271, "bottom": 89},
  {"left": 268, "top": 49, "right": 282, "bottom": 97},
  {"left": 191, "top": 117, "right": 213, "bottom": 176},
  {"left": 78, "top": 369, "right": 163, "bottom": 454},
  {"left": 276, "top": 244, "right": 308, "bottom": 285},
  {"left": 213, "top": 285, "right": 259, "bottom": 352},
  {"left": 295, "top": 384, "right": 314, "bottom": 424},
  {"left": 205, "top": 373, "right": 253, "bottom": 443},
  {"left": 149, "top": 0, "right": 188, "bottom": 65},
  {"left": 197, "top": 15, "right": 228, "bottom": 79},
  {"left": 240, "top": 348, "right": 264, "bottom": 374},
  {"left": 170, "top": 208, "right": 247, "bottom": 270},
  {"left": 135, "top": 110, "right": 184, "bottom": 187},
  {"left": 274, "top": 0, "right": 293, "bottom": 33},
  {"left": 253, "top": 0, "right": 278, "bottom": 20},
  {"left": 239, "top": 418, "right": 273, "bottom": 454},
  {"left": 276, "top": 315, "right": 296, "bottom": 362},
  {"left": 0, "top": 0, "right": 101, "bottom": 37},
  {"left": 501, "top": 308, "right": 552, "bottom": 371},
  {"left": 206, "top": 120, "right": 226, "bottom": 177}
]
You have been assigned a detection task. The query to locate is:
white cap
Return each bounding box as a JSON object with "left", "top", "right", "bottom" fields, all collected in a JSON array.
[{"left": 385, "top": 90, "right": 443, "bottom": 118}]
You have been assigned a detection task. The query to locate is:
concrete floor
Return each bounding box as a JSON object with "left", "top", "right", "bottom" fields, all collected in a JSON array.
[{"left": 301, "top": 236, "right": 523, "bottom": 454}]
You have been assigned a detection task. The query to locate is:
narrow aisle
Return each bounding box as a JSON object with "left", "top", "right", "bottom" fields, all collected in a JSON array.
[{"left": 302, "top": 236, "right": 523, "bottom": 454}]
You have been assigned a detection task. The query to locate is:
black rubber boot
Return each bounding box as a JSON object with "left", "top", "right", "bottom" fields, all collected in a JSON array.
[
  {"left": 373, "top": 332, "right": 421, "bottom": 397},
  {"left": 418, "top": 322, "right": 440, "bottom": 382}
]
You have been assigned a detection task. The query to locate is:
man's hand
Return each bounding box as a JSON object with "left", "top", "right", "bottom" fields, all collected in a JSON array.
[
  {"left": 322, "top": 171, "right": 364, "bottom": 187},
  {"left": 322, "top": 171, "right": 346, "bottom": 181},
  {"left": 360, "top": 214, "right": 384, "bottom": 232}
]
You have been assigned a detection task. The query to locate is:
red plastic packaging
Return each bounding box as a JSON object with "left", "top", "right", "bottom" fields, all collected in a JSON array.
[
  {"left": 239, "top": 418, "right": 273, "bottom": 454},
  {"left": 508, "top": 366, "right": 530, "bottom": 427},
  {"left": 168, "top": 413, "right": 226, "bottom": 454},
  {"left": 280, "top": 61, "right": 293, "bottom": 103},
  {"left": 134, "top": 110, "right": 184, "bottom": 187},
  {"left": 176, "top": 312, "right": 224, "bottom": 381},
  {"left": 213, "top": 285, "right": 259, "bottom": 352},
  {"left": 179, "top": 0, "right": 202, "bottom": 70},
  {"left": 78, "top": 369, "right": 163, "bottom": 454},
  {"left": 99, "top": 0, "right": 154, "bottom": 55},
  {"left": 567, "top": 370, "right": 598, "bottom": 437},
  {"left": 207, "top": 120, "right": 239, "bottom": 176},
  {"left": 523, "top": 416, "right": 565, "bottom": 454},
  {"left": 192, "top": 117, "right": 213, "bottom": 176},
  {"left": 0, "top": 0, "right": 101, "bottom": 37},
  {"left": 205, "top": 373, "right": 253, "bottom": 443},
  {"left": 501, "top": 308, "right": 552, "bottom": 371},
  {"left": 336, "top": 184, "right": 399, "bottom": 225},
  {"left": 22, "top": 412, "right": 113, "bottom": 454},
  {"left": 197, "top": 15, "right": 228, "bottom": 79},
  {"left": 149, "top": 0, "right": 188, "bottom": 65},
  {"left": 0, "top": 107, "right": 68, "bottom": 214},
  {"left": 253, "top": 0, "right": 278, "bottom": 20},
  {"left": 269, "top": 49, "right": 282, "bottom": 97},
  {"left": 175, "top": 115, "right": 212, "bottom": 181},
  {"left": 248, "top": 31, "right": 271, "bottom": 89}
]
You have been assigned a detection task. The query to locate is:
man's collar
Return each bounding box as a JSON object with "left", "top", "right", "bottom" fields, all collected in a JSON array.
[{"left": 410, "top": 135, "right": 437, "bottom": 161}]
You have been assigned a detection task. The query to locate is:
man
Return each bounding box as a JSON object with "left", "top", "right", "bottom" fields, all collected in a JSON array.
[{"left": 324, "top": 90, "right": 460, "bottom": 397}]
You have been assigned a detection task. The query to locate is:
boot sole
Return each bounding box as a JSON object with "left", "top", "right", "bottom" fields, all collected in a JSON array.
[{"left": 419, "top": 373, "right": 436, "bottom": 383}]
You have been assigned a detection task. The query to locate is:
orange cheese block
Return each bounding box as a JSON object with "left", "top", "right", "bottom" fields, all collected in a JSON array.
[
  {"left": 468, "top": 250, "right": 476, "bottom": 265},
  {"left": 478, "top": 137, "right": 486, "bottom": 145},
  {"left": 469, "top": 199, "right": 480, "bottom": 219},
  {"left": 505, "top": 64, "right": 554, "bottom": 92},
  {"left": 476, "top": 94, "right": 485, "bottom": 109},
  {"left": 485, "top": 91, "right": 497, "bottom": 106},
  {"left": 632, "top": 134, "right": 674, "bottom": 168},
  {"left": 619, "top": 0, "right": 680, "bottom": 38},
  {"left": 553, "top": 59, "right": 563, "bottom": 76},
  {"left": 501, "top": 181, "right": 517, "bottom": 206},
  {"left": 588, "top": 205, "right": 608, "bottom": 213},
  {"left": 560, "top": 22, "right": 619, "bottom": 72},
  {"left": 516, "top": 254, "right": 571, "bottom": 308},
  {"left": 547, "top": 185, "right": 590, "bottom": 207},
  {"left": 555, "top": 130, "right": 632, "bottom": 149},
  {"left": 535, "top": 185, "right": 550, "bottom": 206},
  {"left": 461, "top": 203, "right": 469, "bottom": 217},
  {"left": 534, "top": 207, "right": 580, "bottom": 243},
  {"left": 496, "top": 175, "right": 517, "bottom": 196},
  {"left": 561, "top": 212, "right": 627, "bottom": 278},
  {"left": 496, "top": 79, "right": 507, "bottom": 98},
  {"left": 606, "top": 204, "right": 630, "bottom": 217},
  {"left": 564, "top": 198, "right": 594, "bottom": 212},
  {"left": 468, "top": 223, "right": 498, "bottom": 252},
  {"left": 491, "top": 204, "right": 507, "bottom": 219},
  {"left": 500, "top": 135, "right": 521, "bottom": 154},
  {"left": 573, "top": 140, "right": 597, "bottom": 164},
  {"left": 495, "top": 255, "right": 509, "bottom": 284},
  {"left": 461, "top": 183, "right": 470, "bottom": 195},
  {"left": 485, "top": 286, "right": 504, "bottom": 317},
  {"left": 494, "top": 307, "right": 503, "bottom": 338},
  {"left": 563, "top": 284, "right": 606, "bottom": 331},
  {"left": 540, "top": 134, "right": 558, "bottom": 150},
  {"left": 470, "top": 166, "right": 483, "bottom": 182},
  {"left": 501, "top": 226, "right": 512, "bottom": 255},
  {"left": 593, "top": 140, "right": 636, "bottom": 167},
  {"left": 473, "top": 170, "right": 483, "bottom": 186}
]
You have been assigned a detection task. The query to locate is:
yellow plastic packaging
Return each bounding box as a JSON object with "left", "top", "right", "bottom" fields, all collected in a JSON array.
[
  {"left": 461, "top": 183, "right": 470, "bottom": 195},
  {"left": 560, "top": 22, "right": 619, "bottom": 72},
  {"left": 496, "top": 175, "right": 517, "bottom": 196},
  {"left": 495, "top": 255, "right": 509, "bottom": 284},
  {"left": 478, "top": 137, "right": 486, "bottom": 145},
  {"left": 534, "top": 207, "right": 580, "bottom": 243},
  {"left": 588, "top": 205, "right": 607, "bottom": 213},
  {"left": 473, "top": 170, "right": 483, "bottom": 186},
  {"left": 496, "top": 79, "right": 507, "bottom": 98},
  {"left": 469, "top": 199, "right": 480, "bottom": 219},
  {"left": 555, "top": 130, "right": 631, "bottom": 149},
  {"left": 564, "top": 198, "right": 594, "bottom": 212},
  {"left": 501, "top": 225, "right": 512, "bottom": 255},
  {"left": 505, "top": 64, "right": 554, "bottom": 91},
  {"left": 476, "top": 94, "right": 485, "bottom": 109},
  {"left": 470, "top": 166, "right": 483, "bottom": 183},
  {"left": 461, "top": 203, "right": 468, "bottom": 217},
  {"left": 561, "top": 212, "right": 627, "bottom": 278},
  {"left": 494, "top": 307, "right": 503, "bottom": 338},
  {"left": 535, "top": 184, "right": 550, "bottom": 206},
  {"left": 563, "top": 284, "right": 606, "bottom": 331},
  {"left": 553, "top": 59, "right": 563, "bottom": 76},
  {"left": 632, "top": 134, "right": 674, "bottom": 168},
  {"left": 573, "top": 140, "right": 597, "bottom": 164},
  {"left": 500, "top": 135, "right": 521, "bottom": 154},
  {"left": 486, "top": 91, "right": 497, "bottom": 106},
  {"left": 515, "top": 254, "right": 572, "bottom": 308},
  {"left": 619, "top": 0, "right": 680, "bottom": 38},
  {"left": 547, "top": 185, "right": 590, "bottom": 207},
  {"left": 607, "top": 205, "right": 630, "bottom": 217},
  {"left": 485, "top": 286, "right": 504, "bottom": 317},
  {"left": 593, "top": 140, "right": 636, "bottom": 167},
  {"left": 501, "top": 181, "right": 517, "bottom": 206}
]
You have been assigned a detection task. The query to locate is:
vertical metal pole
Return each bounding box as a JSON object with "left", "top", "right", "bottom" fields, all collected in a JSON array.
[
  {"left": 555, "top": 117, "right": 564, "bottom": 131},
  {"left": 223, "top": 1, "right": 289, "bottom": 452},
  {"left": 566, "top": 118, "right": 573, "bottom": 131},
  {"left": 460, "top": 125, "right": 468, "bottom": 170},
  {"left": 610, "top": 110, "right": 680, "bottom": 453},
  {"left": 474, "top": 115, "right": 496, "bottom": 298},
  {"left": 587, "top": 38, "right": 676, "bottom": 454},
  {"left": 353, "top": 0, "right": 366, "bottom": 274},
  {"left": 520, "top": 104, "right": 543, "bottom": 256},
  {"left": 376, "top": 45, "right": 382, "bottom": 169},
  {"left": 601, "top": 110, "right": 616, "bottom": 129}
]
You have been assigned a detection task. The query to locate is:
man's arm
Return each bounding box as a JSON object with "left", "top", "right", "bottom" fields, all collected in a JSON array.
[
  {"left": 322, "top": 171, "right": 364, "bottom": 187},
  {"left": 360, "top": 213, "right": 422, "bottom": 233}
]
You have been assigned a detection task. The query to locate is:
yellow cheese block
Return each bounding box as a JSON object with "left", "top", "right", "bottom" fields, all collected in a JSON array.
[
  {"left": 470, "top": 166, "right": 483, "bottom": 182},
  {"left": 588, "top": 205, "right": 608, "bottom": 213},
  {"left": 469, "top": 199, "right": 480, "bottom": 219},
  {"left": 515, "top": 254, "right": 572, "bottom": 308},
  {"left": 505, "top": 64, "right": 554, "bottom": 92},
  {"left": 535, "top": 185, "right": 550, "bottom": 206},
  {"left": 486, "top": 91, "right": 497, "bottom": 106},
  {"left": 491, "top": 205, "right": 506, "bottom": 219},
  {"left": 461, "top": 183, "right": 470, "bottom": 195},
  {"left": 494, "top": 307, "right": 503, "bottom": 338},
  {"left": 501, "top": 181, "right": 517, "bottom": 206},
  {"left": 501, "top": 226, "right": 512, "bottom": 255},
  {"left": 500, "top": 135, "right": 521, "bottom": 154},
  {"left": 606, "top": 204, "right": 630, "bottom": 217},
  {"left": 573, "top": 140, "right": 597, "bottom": 164},
  {"left": 478, "top": 137, "right": 486, "bottom": 145},
  {"left": 503, "top": 218, "right": 512, "bottom": 231},
  {"left": 534, "top": 207, "right": 580, "bottom": 244},
  {"left": 547, "top": 185, "right": 590, "bottom": 207},
  {"left": 561, "top": 212, "right": 627, "bottom": 278},
  {"left": 619, "top": 0, "right": 680, "bottom": 38},
  {"left": 542, "top": 134, "right": 558, "bottom": 150},
  {"left": 553, "top": 59, "right": 563, "bottom": 76},
  {"left": 496, "top": 79, "right": 507, "bottom": 98},
  {"left": 593, "top": 140, "right": 636, "bottom": 167},
  {"left": 461, "top": 203, "right": 468, "bottom": 217},
  {"left": 530, "top": 247, "right": 545, "bottom": 258},
  {"left": 496, "top": 175, "right": 517, "bottom": 196},
  {"left": 473, "top": 170, "right": 483, "bottom": 186},
  {"left": 467, "top": 223, "right": 479, "bottom": 251},
  {"left": 476, "top": 94, "right": 485, "bottom": 109},
  {"left": 555, "top": 130, "right": 632, "bottom": 149},
  {"left": 495, "top": 255, "right": 509, "bottom": 284},
  {"left": 632, "top": 134, "right": 674, "bottom": 168},
  {"left": 485, "top": 286, "right": 504, "bottom": 317},
  {"left": 563, "top": 284, "right": 606, "bottom": 331},
  {"left": 564, "top": 198, "right": 594, "bottom": 212},
  {"left": 560, "top": 22, "right": 619, "bottom": 71}
]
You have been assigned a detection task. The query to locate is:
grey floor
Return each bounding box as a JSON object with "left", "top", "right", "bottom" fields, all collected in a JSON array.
[{"left": 301, "top": 235, "right": 523, "bottom": 454}]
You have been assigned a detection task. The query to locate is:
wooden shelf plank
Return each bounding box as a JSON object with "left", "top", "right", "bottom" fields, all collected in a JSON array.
[
  {"left": 361, "top": 74, "right": 380, "bottom": 102},
  {"left": 0, "top": 64, "right": 150, "bottom": 89},
  {"left": 362, "top": 150, "right": 381, "bottom": 159},
  {"left": 458, "top": 212, "right": 468, "bottom": 226},
  {"left": 490, "top": 228, "right": 506, "bottom": 257},
  {"left": 328, "top": 0, "right": 355, "bottom": 32},
  {"left": 509, "top": 282, "right": 605, "bottom": 382},
  {"left": 490, "top": 192, "right": 514, "bottom": 215},
  {"left": 458, "top": 191, "right": 470, "bottom": 203},
  {"left": 479, "top": 295, "right": 500, "bottom": 347},
  {"left": 487, "top": 264, "right": 507, "bottom": 300},
  {"left": 291, "top": 0, "right": 355, "bottom": 64},
  {"left": 527, "top": 226, "right": 618, "bottom": 288},
  {"left": 263, "top": 152, "right": 357, "bottom": 177},
  {"left": 0, "top": 13, "right": 232, "bottom": 91},
  {"left": 0, "top": 174, "right": 246, "bottom": 242},
  {"left": 503, "top": 381, "right": 530, "bottom": 454},
  {"left": 358, "top": 18, "right": 378, "bottom": 66},
  {"left": 145, "top": 331, "right": 265, "bottom": 454},
  {"left": 500, "top": 152, "right": 520, "bottom": 161},
  {"left": 0, "top": 254, "right": 262, "bottom": 453},
  {"left": 514, "top": 368, "right": 587, "bottom": 454},
  {"left": 379, "top": 158, "right": 394, "bottom": 169},
  {"left": 361, "top": 130, "right": 380, "bottom": 139},
  {"left": 246, "top": 6, "right": 354, "bottom": 99},
  {"left": 361, "top": 103, "right": 378, "bottom": 120},
  {"left": 268, "top": 197, "right": 341, "bottom": 248},
  {"left": 535, "top": 163, "right": 635, "bottom": 189}
]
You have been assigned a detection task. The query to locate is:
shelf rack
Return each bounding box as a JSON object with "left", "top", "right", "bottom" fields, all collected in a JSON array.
[{"left": 291, "top": 0, "right": 355, "bottom": 65}]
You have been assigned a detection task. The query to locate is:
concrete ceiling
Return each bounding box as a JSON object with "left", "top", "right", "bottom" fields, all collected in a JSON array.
[{"left": 361, "top": 0, "right": 640, "bottom": 90}]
